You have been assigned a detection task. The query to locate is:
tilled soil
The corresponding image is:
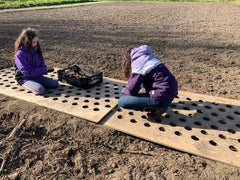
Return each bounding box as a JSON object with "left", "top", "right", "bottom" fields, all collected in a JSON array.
[{"left": 0, "top": 2, "right": 240, "bottom": 179}]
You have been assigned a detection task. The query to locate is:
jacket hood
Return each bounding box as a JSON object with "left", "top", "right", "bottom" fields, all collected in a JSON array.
[
  {"left": 130, "top": 45, "right": 153, "bottom": 61},
  {"left": 130, "top": 45, "right": 157, "bottom": 68}
]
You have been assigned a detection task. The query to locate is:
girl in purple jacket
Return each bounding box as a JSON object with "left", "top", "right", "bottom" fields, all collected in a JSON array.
[
  {"left": 14, "top": 28, "right": 58, "bottom": 95},
  {"left": 118, "top": 45, "right": 178, "bottom": 115}
]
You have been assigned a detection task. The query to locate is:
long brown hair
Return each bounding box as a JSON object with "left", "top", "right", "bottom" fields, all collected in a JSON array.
[
  {"left": 122, "top": 48, "right": 132, "bottom": 79},
  {"left": 14, "top": 28, "right": 43, "bottom": 60}
]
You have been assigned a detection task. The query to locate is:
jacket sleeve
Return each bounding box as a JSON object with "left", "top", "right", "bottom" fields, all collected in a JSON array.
[
  {"left": 124, "top": 73, "right": 144, "bottom": 96},
  {"left": 15, "top": 50, "right": 47, "bottom": 77},
  {"left": 39, "top": 57, "right": 47, "bottom": 68}
]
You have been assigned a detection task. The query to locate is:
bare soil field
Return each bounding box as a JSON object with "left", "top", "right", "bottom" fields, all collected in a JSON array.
[{"left": 0, "top": 2, "right": 240, "bottom": 179}]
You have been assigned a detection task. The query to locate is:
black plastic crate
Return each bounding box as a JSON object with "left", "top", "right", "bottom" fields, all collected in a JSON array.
[{"left": 57, "top": 65, "right": 103, "bottom": 89}]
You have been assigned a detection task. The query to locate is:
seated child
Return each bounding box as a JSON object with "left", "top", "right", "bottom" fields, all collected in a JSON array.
[{"left": 14, "top": 28, "right": 58, "bottom": 95}]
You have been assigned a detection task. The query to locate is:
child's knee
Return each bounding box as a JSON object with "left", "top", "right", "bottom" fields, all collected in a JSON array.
[
  {"left": 118, "top": 96, "right": 130, "bottom": 109},
  {"left": 22, "top": 83, "right": 45, "bottom": 95},
  {"left": 49, "top": 80, "right": 59, "bottom": 88},
  {"left": 118, "top": 97, "right": 126, "bottom": 108},
  {"left": 52, "top": 80, "right": 59, "bottom": 88},
  {"left": 33, "top": 86, "right": 45, "bottom": 95}
]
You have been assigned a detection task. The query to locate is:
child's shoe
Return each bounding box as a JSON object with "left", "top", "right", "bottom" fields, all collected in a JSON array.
[
  {"left": 146, "top": 108, "right": 168, "bottom": 116},
  {"left": 153, "top": 108, "right": 168, "bottom": 115}
]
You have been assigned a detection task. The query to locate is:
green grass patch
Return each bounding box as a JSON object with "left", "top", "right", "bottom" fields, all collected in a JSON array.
[
  {"left": 0, "top": 0, "right": 96, "bottom": 9},
  {"left": 101, "top": 0, "right": 218, "bottom": 1},
  {"left": 0, "top": 0, "right": 239, "bottom": 9}
]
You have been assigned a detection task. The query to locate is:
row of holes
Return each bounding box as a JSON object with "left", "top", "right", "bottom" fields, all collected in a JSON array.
[
  {"left": 117, "top": 114, "right": 239, "bottom": 134},
  {"left": 171, "top": 110, "right": 239, "bottom": 120},
  {"left": 0, "top": 81, "right": 124, "bottom": 94},
  {"left": 175, "top": 96, "right": 234, "bottom": 108},
  {"left": 0, "top": 69, "right": 15, "bottom": 72},
  {"left": 0, "top": 80, "right": 122, "bottom": 91},
  {"left": 171, "top": 102, "right": 236, "bottom": 110},
  {"left": 0, "top": 84, "right": 121, "bottom": 98},
  {"left": 175, "top": 132, "right": 238, "bottom": 152},
  {"left": 115, "top": 115, "right": 239, "bottom": 153},
  {"left": 0, "top": 78, "right": 122, "bottom": 89},
  {"left": 50, "top": 98, "right": 113, "bottom": 110}
]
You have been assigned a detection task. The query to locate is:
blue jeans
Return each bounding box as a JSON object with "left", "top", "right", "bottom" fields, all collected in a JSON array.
[
  {"left": 118, "top": 93, "right": 173, "bottom": 111},
  {"left": 22, "top": 76, "right": 59, "bottom": 95}
]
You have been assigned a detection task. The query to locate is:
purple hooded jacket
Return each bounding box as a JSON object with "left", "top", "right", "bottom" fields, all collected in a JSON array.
[
  {"left": 15, "top": 45, "right": 47, "bottom": 84},
  {"left": 124, "top": 45, "right": 178, "bottom": 100}
]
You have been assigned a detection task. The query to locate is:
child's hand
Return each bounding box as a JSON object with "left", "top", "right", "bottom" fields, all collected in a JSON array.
[
  {"left": 47, "top": 66, "right": 54, "bottom": 72},
  {"left": 139, "top": 84, "right": 146, "bottom": 93}
]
